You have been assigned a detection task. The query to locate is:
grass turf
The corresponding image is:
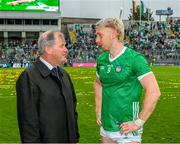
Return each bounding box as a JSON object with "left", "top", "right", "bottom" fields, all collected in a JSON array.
[{"left": 0, "top": 66, "right": 180, "bottom": 143}]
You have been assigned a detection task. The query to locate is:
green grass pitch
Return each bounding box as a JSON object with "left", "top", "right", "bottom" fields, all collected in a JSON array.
[{"left": 0, "top": 66, "right": 180, "bottom": 143}]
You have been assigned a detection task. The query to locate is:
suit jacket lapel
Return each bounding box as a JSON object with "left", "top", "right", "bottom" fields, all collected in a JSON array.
[
  {"left": 34, "top": 59, "right": 51, "bottom": 78},
  {"left": 58, "top": 67, "right": 71, "bottom": 106},
  {"left": 34, "top": 61, "right": 70, "bottom": 108}
]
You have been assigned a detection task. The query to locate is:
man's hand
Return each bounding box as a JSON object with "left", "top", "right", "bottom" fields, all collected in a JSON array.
[
  {"left": 120, "top": 121, "right": 141, "bottom": 135},
  {"left": 96, "top": 114, "right": 101, "bottom": 126}
]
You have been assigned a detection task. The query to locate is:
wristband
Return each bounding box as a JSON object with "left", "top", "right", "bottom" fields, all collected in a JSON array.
[{"left": 135, "top": 118, "right": 145, "bottom": 127}]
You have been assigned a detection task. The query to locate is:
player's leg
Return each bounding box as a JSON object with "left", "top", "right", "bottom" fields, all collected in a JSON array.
[
  {"left": 100, "top": 127, "right": 117, "bottom": 144},
  {"left": 126, "top": 142, "right": 140, "bottom": 144},
  {"left": 102, "top": 137, "right": 117, "bottom": 144}
]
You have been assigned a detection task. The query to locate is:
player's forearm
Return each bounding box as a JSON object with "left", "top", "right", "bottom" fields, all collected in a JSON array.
[
  {"left": 95, "top": 97, "right": 101, "bottom": 117},
  {"left": 139, "top": 89, "right": 161, "bottom": 122},
  {"left": 120, "top": 90, "right": 160, "bottom": 134},
  {"left": 94, "top": 81, "right": 102, "bottom": 116}
]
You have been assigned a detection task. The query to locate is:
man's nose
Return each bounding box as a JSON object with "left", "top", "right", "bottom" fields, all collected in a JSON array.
[
  {"left": 64, "top": 46, "right": 68, "bottom": 52},
  {"left": 96, "top": 38, "right": 100, "bottom": 45}
]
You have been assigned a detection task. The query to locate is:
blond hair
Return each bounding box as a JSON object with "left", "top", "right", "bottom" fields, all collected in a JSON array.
[{"left": 96, "top": 18, "right": 124, "bottom": 43}]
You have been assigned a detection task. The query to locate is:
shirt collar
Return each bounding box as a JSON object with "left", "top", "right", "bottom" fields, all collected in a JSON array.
[{"left": 39, "top": 57, "right": 54, "bottom": 70}]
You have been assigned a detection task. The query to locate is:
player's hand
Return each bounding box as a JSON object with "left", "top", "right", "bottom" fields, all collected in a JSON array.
[
  {"left": 96, "top": 114, "right": 101, "bottom": 126},
  {"left": 120, "top": 121, "right": 141, "bottom": 135}
]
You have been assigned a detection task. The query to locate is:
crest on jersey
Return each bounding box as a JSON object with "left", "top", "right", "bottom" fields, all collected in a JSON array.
[{"left": 115, "top": 65, "right": 122, "bottom": 73}]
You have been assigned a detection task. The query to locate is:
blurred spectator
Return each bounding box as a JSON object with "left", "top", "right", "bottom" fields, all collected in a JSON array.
[{"left": 0, "top": 20, "right": 179, "bottom": 67}]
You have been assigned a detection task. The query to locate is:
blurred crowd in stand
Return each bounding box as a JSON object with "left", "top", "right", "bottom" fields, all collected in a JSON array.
[
  {"left": 0, "top": 40, "right": 38, "bottom": 67},
  {"left": 124, "top": 20, "right": 179, "bottom": 65},
  {"left": 0, "top": 19, "right": 179, "bottom": 67}
]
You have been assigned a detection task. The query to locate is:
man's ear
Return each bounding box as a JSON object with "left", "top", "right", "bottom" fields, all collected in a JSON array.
[
  {"left": 111, "top": 29, "right": 119, "bottom": 40},
  {"left": 44, "top": 46, "right": 52, "bottom": 55}
]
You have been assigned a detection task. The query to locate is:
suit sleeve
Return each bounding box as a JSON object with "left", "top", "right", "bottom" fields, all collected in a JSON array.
[
  {"left": 16, "top": 70, "right": 40, "bottom": 142},
  {"left": 68, "top": 75, "right": 80, "bottom": 142}
]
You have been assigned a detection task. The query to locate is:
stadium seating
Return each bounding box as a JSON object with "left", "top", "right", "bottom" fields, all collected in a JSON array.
[{"left": 0, "top": 20, "right": 179, "bottom": 67}]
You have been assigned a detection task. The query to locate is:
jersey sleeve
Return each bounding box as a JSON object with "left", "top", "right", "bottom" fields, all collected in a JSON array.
[{"left": 132, "top": 54, "right": 152, "bottom": 80}]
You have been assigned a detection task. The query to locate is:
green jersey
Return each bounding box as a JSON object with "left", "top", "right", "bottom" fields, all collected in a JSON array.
[{"left": 96, "top": 47, "right": 151, "bottom": 132}]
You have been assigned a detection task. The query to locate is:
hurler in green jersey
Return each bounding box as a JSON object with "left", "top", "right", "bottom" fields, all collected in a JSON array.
[{"left": 96, "top": 47, "right": 151, "bottom": 132}]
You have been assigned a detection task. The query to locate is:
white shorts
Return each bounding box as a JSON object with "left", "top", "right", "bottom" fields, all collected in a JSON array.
[{"left": 100, "top": 127, "right": 143, "bottom": 143}]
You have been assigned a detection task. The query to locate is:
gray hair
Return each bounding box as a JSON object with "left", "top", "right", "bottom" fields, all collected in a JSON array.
[
  {"left": 96, "top": 18, "right": 124, "bottom": 43},
  {"left": 38, "top": 30, "right": 65, "bottom": 55}
]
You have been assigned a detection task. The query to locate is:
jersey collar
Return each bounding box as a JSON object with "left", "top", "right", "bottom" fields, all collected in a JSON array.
[{"left": 109, "top": 46, "right": 127, "bottom": 62}]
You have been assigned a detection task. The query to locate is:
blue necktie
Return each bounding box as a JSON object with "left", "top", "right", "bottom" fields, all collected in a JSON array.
[{"left": 51, "top": 67, "right": 59, "bottom": 78}]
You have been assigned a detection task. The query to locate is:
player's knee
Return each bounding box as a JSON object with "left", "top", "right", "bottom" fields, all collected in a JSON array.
[{"left": 126, "top": 142, "right": 140, "bottom": 144}]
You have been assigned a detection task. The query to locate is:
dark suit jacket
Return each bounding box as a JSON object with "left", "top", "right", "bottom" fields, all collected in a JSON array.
[{"left": 16, "top": 59, "right": 79, "bottom": 143}]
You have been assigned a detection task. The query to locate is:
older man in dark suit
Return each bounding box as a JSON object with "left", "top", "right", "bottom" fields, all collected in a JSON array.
[{"left": 16, "top": 30, "right": 79, "bottom": 143}]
